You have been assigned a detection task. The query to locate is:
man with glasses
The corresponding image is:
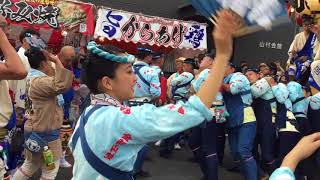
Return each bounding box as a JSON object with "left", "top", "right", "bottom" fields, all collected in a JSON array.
[{"left": 287, "top": 15, "right": 319, "bottom": 84}]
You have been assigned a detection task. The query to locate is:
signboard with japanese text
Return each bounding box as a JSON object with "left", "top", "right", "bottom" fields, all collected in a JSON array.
[
  {"left": 0, "top": 0, "right": 95, "bottom": 35},
  {"left": 94, "top": 8, "right": 208, "bottom": 50}
]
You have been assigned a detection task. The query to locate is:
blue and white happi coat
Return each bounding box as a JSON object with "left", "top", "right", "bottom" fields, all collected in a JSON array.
[
  {"left": 69, "top": 93, "right": 212, "bottom": 180},
  {"left": 133, "top": 61, "right": 161, "bottom": 98}
]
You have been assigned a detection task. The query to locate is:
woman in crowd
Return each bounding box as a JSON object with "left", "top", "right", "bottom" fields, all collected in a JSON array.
[
  {"left": 13, "top": 48, "right": 73, "bottom": 180},
  {"left": 69, "top": 10, "right": 241, "bottom": 179}
]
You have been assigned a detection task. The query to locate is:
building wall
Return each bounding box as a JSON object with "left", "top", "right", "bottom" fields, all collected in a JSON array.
[{"left": 233, "top": 22, "right": 298, "bottom": 67}]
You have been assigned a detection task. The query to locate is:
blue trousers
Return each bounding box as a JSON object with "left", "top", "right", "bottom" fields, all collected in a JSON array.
[
  {"left": 253, "top": 123, "right": 278, "bottom": 175},
  {"left": 315, "top": 149, "right": 320, "bottom": 168},
  {"left": 216, "top": 122, "right": 226, "bottom": 165},
  {"left": 278, "top": 131, "right": 301, "bottom": 178},
  {"left": 296, "top": 117, "right": 312, "bottom": 136},
  {"left": 133, "top": 145, "right": 149, "bottom": 173},
  {"left": 228, "top": 122, "right": 257, "bottom": 180},
  {"left": 189, "top": 121, "right": 219, "bottom": 180},
  {"left": 188, "top": 122, "right": 225, "bottom": 163}
]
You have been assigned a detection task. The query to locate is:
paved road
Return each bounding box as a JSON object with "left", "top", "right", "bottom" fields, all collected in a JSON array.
[
  {"left": 30, "top": 144, "right": 320, "bottom": 180},
  {"left": 31, "top": 144, "right": 242, "bottom": 180},
  {"left": 141, "top": 146, "right": 242, "bottom": 180}
]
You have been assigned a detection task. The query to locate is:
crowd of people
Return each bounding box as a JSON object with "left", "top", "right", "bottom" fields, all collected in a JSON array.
[{"left": 1, "top": 9, "right": 320, "bottom": 180}]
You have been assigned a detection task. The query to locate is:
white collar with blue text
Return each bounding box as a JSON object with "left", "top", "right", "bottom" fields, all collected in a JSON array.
[{"left": 91, "top": 93, "right": 121, "bottom": 107}]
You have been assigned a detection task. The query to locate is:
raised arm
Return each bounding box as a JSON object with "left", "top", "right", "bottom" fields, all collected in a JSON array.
[
  {"left": 192, "top": 69, "right": 210, "bottom": 92},
  {"left": 29, "top": 52, "right": 74, "bottom": 99},
  {"left": 0, "top": 16, "right": 27, "bottom": 80},
  {"left": 149, "top": 70, "right": 161, "bottom": 98},
  {"left": 113, "top": 10, "right": 243, "bottom": 143},
  {"left": 171, "top": 72, "right": 194, "bottom": 87},
  {"left": 270, "top": 133, "right": 320, "bottom": 180},
  {"left": 272, "top": 83, "right": 289, "bottom": 104},
  {"left": 309, "top": 92, "right": 320, "bottom": 110},
  {"left": 196, "top": 10, "right": 241, "bottom": 108},
  {"left": 251, "top": 78, "right": 271, "bottom": 98}
]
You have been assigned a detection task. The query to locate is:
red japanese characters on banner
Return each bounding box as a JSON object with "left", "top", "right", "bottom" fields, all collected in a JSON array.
[{"left": 0, "top": 0, "right": 95, "bottom": 35}]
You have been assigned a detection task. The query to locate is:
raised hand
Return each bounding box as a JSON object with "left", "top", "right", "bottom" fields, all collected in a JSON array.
[
  {"left": 265, "top": 76, "right": 277, "bottom": 87},
  {"left": 281, "top": 132, "right": 320, "bottom": 172},
  {"left": 42, "top": 50, "right": 64, "bottom": 68},
  {"left": 213, "top": 10, "right": 243, "bottom": 60},
  {"left": 291, "top": 132, "right": 320, "bottom": 161}
]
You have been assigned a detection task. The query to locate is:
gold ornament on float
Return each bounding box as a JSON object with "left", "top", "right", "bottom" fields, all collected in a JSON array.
[{"left": 295, "top": 0, "right": 320, "bottom": 19}]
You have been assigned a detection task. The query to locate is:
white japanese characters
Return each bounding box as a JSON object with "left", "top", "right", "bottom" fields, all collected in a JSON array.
[{"left": 259, "top": 41, "right": 283, "bottom": 50}]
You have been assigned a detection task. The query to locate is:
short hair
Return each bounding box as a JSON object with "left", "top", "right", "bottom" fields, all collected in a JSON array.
[
  {"left": 302, "top": 14, "right": 315, "bottom": 25},
  {"left": 268, "top": 62, "right": 278, "bottom": 75},
  {"left": 184, "top": 58, "right": 198, "bottom": 69},
  {"left": 25, "top": 47, "right": 46, "bottom": 69},
  {"left": 60, "top": 46, "right": 76, "bottom": 61},
  {"left": 228, "top": 62, "right": 236, "bottom": 69},
  {"left": 245, "top": 67, "right": 259, "bottom": 74},
  {"left": 205, "top": 51, "right": 216, "bottom": 59},
  {"left": 136, "top": 47, "right": 153, "bottom": 60},
  {"left": 302, "top": 85, "right": 311, "bottom": 93},
  {"left": 258, "top": 63, "right": 268, "bottom": 69},
  {"left": 240, "top": 61, "right": 248, "bottom": 67},
  {"left": 19, "top": 28, "right": 40, "bottom": 43},
  {"left": 152, "top": 52, "right": 163, "bottom": 60}
]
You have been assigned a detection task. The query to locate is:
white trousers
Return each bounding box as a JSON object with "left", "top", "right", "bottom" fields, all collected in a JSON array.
[{"left": 12, "top": 160, "right": 60, "bottom": 180}]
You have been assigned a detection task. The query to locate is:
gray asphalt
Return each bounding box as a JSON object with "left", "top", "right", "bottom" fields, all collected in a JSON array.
[
  {"left": 31, "top": 144, "right": 243, "bottom": 180},
  {"left": 30, "top": 142, "right": 320, "bottom": 180},
  {"left": 141, "top": 145, "right": 242, "bottom": 180}
]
